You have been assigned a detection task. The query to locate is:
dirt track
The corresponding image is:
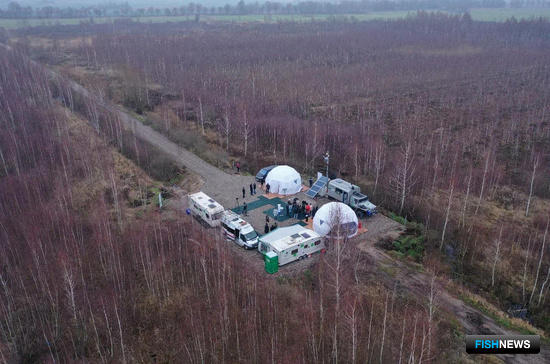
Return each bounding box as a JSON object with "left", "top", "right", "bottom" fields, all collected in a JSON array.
[
  {"left": 9, "top": 43, "right": 546, "bottom": 363},
  {"left": 358, "top": 224, "right": 550, "bottom": 364}
]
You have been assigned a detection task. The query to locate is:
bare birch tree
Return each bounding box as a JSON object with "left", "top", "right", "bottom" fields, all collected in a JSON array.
[
  {"left": 529, "top": 216, "right": 549, "bottom": 306},
  {"left": 492, "top": 225, "right": 504, "bottom": 287},
  {"left": 522, "top": 235, "right": 533, "bottom": 304},
  {"left": 525, "top": 154, "right": 539, "bottom": 217},
  {"left": 198, "top": 96, "right": 205, "bottom": 135},
  {"left": 440, "top": 180, "right": 454, "bottom": 250},
  {"left": 380, "top": 292, "right": 389, "bottom": 364},
  {"left": 460, "top": 168, "right": 472, "bottom": 228},
  {"left": 373, "top": 144, "right": 384, "bottom": 198},
  {"left": 538, "top": 266, "right": 550, "bottom": 306},
  {"left": 474, "top": 150, "right": 490, "bottom": 216},
  {"left": 240, "top": 107, "right": 253, "bottom": 157},
  {"left": 392, "top": 141, "right": 415, "bottom": 216}
]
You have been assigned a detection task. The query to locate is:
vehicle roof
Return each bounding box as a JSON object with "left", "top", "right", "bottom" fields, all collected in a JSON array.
[
  {"left": 188, "top": 191, "right": 224, "bottom": 213},
  {"left": 330, "top": 178, "right": 353, "bottom": 189},
  {"left": 260, "top": 225, "right": 320, "bottom": 252},
  {"left": 221, "top": 211, "right": 254, "bottom": 232},
  {"left": 258, "top": 165, "right": 276, "bottom": 173}
]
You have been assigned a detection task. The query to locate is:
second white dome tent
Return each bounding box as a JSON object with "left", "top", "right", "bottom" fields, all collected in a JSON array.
[
  {"left": 313, "top": 202, "right": 359, "bottom": 238},
  {"left": 265, "top": 165, "right": 302, "bottom": 195}
]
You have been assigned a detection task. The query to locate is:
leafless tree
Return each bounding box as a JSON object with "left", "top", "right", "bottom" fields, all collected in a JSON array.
[
  {"left": 492, "top": 225, "right": 504, "bottom": 287},
  {"left": 522, "top": 235, "right": 533, "bottom": 304},
  {"left": 380, "top": 292, "right": 389, "bottom": 364},
  {"left": 474, "top": 150, "right": 491, "bottom": 216},
  {"left": 525, "top": 154, "right": 539, "bottom": 217},
  {"left": 460, "top": 168, "right": 472, "bottom": 228},
  {"left": 440, "top": 180, "right": 454, "bottom": 250},
  {"left": 538, "top": 266, "right": 550, "bottom": 306},
  {"left": 529, "top": 216, "right": 549, "bottom": 306},
  {"left": 392, "top": 141, "right": 415, "bottom": 216}
]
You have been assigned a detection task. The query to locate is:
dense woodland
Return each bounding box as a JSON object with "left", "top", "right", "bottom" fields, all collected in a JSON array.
[
  {"left": 29, "top": 13, "right": 550, "bottom": 332},
  {"left": 0, "top": 45, "right": 449, "bottom": 362},
  {"left": 2, "top": 11, "right": 550, "bottom": 362}
]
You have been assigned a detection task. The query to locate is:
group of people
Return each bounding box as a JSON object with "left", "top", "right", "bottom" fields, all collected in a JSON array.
[
  {"left": 286, "top": 198, "right": 317, "bottom": 222},
  {"left": 264, "top": 216, "right": 278, "bottom": 234},
  {"left": 236, "top": 172, "right": 318, "bottom": 228},
  {"left": 258, "top": 179, "right": 270, "bottom": 194},
  {"left": 243, "top": 183, "right": 257, "bottom": 198}
]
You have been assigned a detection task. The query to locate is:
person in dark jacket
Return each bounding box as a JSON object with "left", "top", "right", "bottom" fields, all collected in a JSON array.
[
  {"left": 253, "top": 183, "right": 257, "bottom": 195},
  {"left": 249, "top": 183, "right": 253, "bottom": 196},
  {"left": 309, "top": 177, "right": 313, "bottom": 187},
  {"left": 242, "top": 187, "right": 245, "bottom": 198},
  {"left": 264, "top": 223, "right": 269, "bottom": 234},
  {"left": 266, "top": 183, "right": 270, "bottom": 194},
  {"left": 242, "top": 202, "right": 248, "bottom": 216},
  {"left": 287, "top": 200, "right": 292, "bottom": 217}
]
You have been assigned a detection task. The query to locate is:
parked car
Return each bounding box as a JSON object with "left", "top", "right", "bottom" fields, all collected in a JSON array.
[{"left": 255, "top": 165, "right": 277, "bottom": 183}]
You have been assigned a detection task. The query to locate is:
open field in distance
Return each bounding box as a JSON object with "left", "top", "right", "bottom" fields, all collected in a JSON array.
[{"left": 2, "top": 8, "right": 550, "bottom": 29}]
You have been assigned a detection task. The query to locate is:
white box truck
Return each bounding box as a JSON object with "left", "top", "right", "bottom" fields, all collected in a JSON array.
[
  {"left": 188, "top": 191, "right": 224, "bottom": 227},
  {"left": 220, "top": 210, "right": 259, "bottom": 249},
  {"left": 258, "top": 225, "right": 325, "bottom": 266}
]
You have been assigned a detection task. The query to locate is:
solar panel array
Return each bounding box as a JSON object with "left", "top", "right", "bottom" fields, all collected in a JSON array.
[{"left": 305, "top": 176, "right": 329, "bottom": 198}]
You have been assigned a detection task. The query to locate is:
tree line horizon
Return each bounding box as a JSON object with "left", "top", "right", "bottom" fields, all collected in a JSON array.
[{"left": 2, "top": 0, "right": 549, "bottom": 20}]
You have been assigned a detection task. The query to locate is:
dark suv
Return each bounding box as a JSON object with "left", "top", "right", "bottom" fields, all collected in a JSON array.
[{"left": 255, "top": 165, "right": 276, "bottom": 183}]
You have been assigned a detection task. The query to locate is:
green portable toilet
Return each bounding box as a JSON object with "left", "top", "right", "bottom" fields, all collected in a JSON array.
[{"left": 265, "top": 251, "right": 279, "bottom": 274}]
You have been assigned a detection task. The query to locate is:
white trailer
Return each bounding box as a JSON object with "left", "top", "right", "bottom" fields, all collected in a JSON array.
[
  {"left": 188, "top": 191, "right": 224, "bottom": 227},
  {"left": 258, "top": 225, "right": 325, "bottom": 266},
  {"left": 220, "top": 210, "right": 259, "bottom": 249}
]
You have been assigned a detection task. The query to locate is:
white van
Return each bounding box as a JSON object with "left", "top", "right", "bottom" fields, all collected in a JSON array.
[
  {"left": 188, "top": 192, "right": 224, "bottom": 227},
  {"left": 258, "top": 225, "right": 325, "bottom": 266},
  {"left": 220, "top": 210, "right": 259, "bottom": 249}
]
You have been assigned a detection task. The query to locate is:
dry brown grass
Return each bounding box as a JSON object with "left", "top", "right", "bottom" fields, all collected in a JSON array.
[{"left": 450, "top": 281, "right": 547, "bottom": 338}]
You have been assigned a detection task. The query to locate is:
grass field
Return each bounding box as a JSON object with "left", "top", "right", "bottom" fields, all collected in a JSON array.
[{"left": 1, "top": 8, "right": 549, "bottom": 29}]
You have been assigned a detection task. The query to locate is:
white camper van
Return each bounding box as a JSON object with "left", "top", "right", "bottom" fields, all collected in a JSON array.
[
  {"left": 258, "top": 225, "right": 325, "bottom": 266},
  {"left": 220, "top": 210, "right": 259, "bottom": 249},
  {"left": 188, "top": 192, "right": 225, "bottom": 227}
]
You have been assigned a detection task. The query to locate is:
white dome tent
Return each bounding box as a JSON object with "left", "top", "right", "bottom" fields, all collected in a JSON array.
[
  {"left": 313, "top": 202, "right": 359, "bottom": 238},
  {"left": 265, "top": 165, "right": 302, "bottom": 195}
]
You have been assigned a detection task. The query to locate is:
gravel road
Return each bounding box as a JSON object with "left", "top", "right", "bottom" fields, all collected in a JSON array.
[{"left": 58, "top": 71, "right": 254, "bottom": 207}]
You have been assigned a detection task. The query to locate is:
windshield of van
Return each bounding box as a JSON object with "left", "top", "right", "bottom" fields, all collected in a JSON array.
[
  {"left": 212, "top": 211, "right": 223, "bottom": 220},
  {"left": 242, "top": 231, "right": 258, "bottom": 241}
]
